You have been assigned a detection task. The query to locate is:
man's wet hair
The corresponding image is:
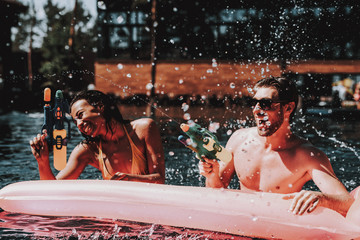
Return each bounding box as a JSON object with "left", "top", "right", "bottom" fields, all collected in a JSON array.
[
  {"left": 70, "top": 90, "right": 128, "bottom": 141},
  {"left": 255, "top": 76, "right": 299, "bottom": 120}
]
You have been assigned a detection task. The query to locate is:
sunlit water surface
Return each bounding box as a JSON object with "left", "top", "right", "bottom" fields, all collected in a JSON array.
[{"left": 1, "top": 106, "right": 360, "bottom": 239}]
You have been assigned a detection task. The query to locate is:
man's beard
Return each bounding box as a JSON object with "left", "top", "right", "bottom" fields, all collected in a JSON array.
[{"left": 257, "top": 111, "right": 284, "bottom": 137}]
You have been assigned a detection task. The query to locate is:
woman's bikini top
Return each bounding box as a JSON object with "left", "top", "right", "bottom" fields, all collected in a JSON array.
[{"left": 97, "top": 126, "right": 148, "bottom": 180}]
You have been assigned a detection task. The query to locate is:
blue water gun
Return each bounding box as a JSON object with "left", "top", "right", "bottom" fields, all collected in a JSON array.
[
  {"left": 42, "top": 88, "right": 71, "bottom": 170},
  {"left": 178, "top": 123, "right": 232, "bottom": 163}
]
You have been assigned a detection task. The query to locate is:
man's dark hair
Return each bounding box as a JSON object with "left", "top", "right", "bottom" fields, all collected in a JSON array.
[
  {"left": 70, "top": 90, "right": 127, "bottom": 140},
  {"left": 255, "top": 76, "right": 299, "bottom": 120}
]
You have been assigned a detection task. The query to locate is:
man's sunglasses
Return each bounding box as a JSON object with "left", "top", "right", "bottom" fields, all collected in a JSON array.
[{"left": 250, "top": 98, "right": 289, "bottom": 110}]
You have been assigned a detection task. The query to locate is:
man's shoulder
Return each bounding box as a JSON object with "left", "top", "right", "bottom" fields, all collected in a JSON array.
[
  {"left": 293, "top": 139, "right": 329, "bottom": 163},
  {"left": 231, "top": 127, "right": 257, "bottom": 138},
  {"left": 227, "top": 127, "right": 257, "bottom": 146}
]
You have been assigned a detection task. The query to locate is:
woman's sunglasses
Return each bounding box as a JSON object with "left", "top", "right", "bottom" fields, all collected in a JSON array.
[{"left": 250, "top": 98, "right": 289, "bottom": 110}]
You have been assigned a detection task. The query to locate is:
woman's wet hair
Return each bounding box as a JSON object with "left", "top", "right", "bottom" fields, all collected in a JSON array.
[
  {"left": 255, "top": 76, "right": 299, "bottom": 120},
  {"left": 70, "top": 90, "right": 127, "bottom": 141}
]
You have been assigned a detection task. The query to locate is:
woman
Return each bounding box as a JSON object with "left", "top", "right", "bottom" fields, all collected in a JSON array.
[
  {"left": 353, "top": 82, "right": 360, "bottom": 110},
  {"left": 30, "top": 90, "right": 165, "bottom": 183}
]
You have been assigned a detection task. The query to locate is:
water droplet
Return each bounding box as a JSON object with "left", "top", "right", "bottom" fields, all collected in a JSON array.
[
  {"left": 126, "top": 73, "right": 131, "bottom": 78},
  {"left": 169, "top": 151, "right": 174, "bottom": 156},
  {"left": 146, "top": 83, "right": 153, "bottom": 90},
  {"left": 212, "top": 58, "right": 218, "bottom": 67},
  {"left": 87, "top": 84, "right": 95, "bottom": 90},
  {"left": 226, "top": 130, "right": 232, "bottom": 135},
  {"left": 230, "top": 82, "right": 236, "bottom": 89},
  {"left": 117, "top": 16, "right": 124, "bottom": 24},
  {"left": 97, "top": 1, "right": 106, "bottom": 10},
  {"left": 179, "top": 79, "right": 184, "bottom": 84},
  {"left": 181, "top": 103, "right": 189, "bottom": 112},
  {"left": 209, "top": 122, "right": 220, "bottom": 133},
  {"left": 183, "top": 113, "right": 191, "bottom": 120},
  {"left": 117, "top": 64, "right": 124, "bottom": 69}
]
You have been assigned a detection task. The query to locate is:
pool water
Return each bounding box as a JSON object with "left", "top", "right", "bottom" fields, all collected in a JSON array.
[{"left": 0, "top": 105, "right": 360, "bottom": 239}]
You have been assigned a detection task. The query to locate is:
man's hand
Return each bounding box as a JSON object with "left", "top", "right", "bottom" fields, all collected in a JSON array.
[
  {"left": 289, "top": 190, "right": 323, "bottom": 215},
  {"left": 198, "top": 156, "right": 220, "bottom": 178}
]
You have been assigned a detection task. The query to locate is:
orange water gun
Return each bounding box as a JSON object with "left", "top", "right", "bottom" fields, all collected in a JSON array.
[{"left": 42, "top": 88, "right": 71, "bottom": 170}]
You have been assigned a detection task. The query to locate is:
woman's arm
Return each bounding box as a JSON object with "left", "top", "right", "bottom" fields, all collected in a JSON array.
[
  {"left": 112, "top": 119, "right": 165, "bottom": 184},
  {"left": 55, "top": 143, "right": 94, "bottom": 180},
  {"left": 142, "top": 119, "right": 165, "bottom": 183},
  {"left": 30, "top": 131, "right": 93, "bottom": 180}
]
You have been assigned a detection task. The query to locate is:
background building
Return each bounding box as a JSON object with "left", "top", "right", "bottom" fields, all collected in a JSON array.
[{"left": 94, "top": 0, "right": 360, "bottom": 107}]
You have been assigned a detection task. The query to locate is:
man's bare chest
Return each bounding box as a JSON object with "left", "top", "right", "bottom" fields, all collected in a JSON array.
[{"left": 233, "top": 145, "right": 307, "bottom": 193}]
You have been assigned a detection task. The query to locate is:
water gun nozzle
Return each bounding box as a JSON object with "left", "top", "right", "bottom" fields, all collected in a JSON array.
[
  {"left": 180, "top": 124, "right": 190, "bottom": 132},
  {"left": 44, "top": 88, "right": 51, "bottom": 103}
]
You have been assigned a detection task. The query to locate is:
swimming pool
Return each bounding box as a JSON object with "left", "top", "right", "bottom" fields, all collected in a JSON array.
[{"left": 1, "top": 106, "right": 359, "bottom": 239}]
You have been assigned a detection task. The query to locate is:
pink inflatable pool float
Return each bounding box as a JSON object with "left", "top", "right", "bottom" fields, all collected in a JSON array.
[{"left": 1, "top": 180, "right": 360, "bottom": 240}]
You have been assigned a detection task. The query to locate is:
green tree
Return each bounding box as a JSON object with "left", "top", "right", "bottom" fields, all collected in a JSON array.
[
  {"left": 13, "top": 0, "right": 96, "bottom": 91},
  {"left": 12, "top": 1, "right": 42, "bottom": 52}
]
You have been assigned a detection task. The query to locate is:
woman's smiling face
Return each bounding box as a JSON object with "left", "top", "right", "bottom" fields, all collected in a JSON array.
[{"left": 71, "top": 99, "right": 105, "bottom": 138}]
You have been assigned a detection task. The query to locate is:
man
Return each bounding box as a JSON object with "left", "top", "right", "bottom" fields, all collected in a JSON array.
[{"left": 200, "top": 77, "right": 353, "bottom": 216}]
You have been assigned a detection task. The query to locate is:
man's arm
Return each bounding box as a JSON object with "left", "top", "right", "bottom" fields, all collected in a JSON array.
[
  {"left": 200, "top": 157, "right": 235, "bottom": 188},
  {"left": 199, "top": 129, "right": 243, "bottom": 188},
  {"left": 290, "top": 148, "right": 354, "bottom": 216}
]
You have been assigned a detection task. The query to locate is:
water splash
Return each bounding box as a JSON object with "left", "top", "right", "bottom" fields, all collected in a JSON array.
[
  {"left": 72, "top": 69, "right": 183, "bottom": 125},
  {"left": 313, "top": 127, "right": 360, "bottom": 160},
  {"left": 328, "top": 136, "right": 360, "bottom": 160}
]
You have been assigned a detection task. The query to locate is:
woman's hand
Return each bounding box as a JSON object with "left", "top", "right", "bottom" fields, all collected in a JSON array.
[
  {"left": 111, "top": 172, "right": 128, "bottom": 181},
  {"left": 30, "top": 130, "right": 50, "bottom": 164}
]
